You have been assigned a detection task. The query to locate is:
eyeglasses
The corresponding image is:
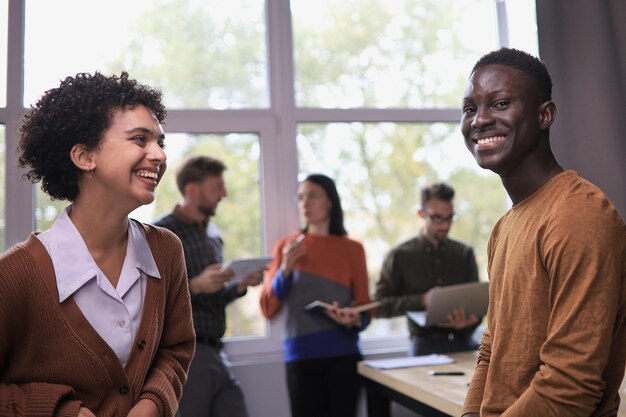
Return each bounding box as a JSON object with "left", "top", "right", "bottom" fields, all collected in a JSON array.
[{"left": 424, "top": 212, "right": 458, "bottom": 224}]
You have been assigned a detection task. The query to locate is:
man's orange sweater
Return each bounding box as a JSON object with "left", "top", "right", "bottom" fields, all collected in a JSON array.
[{"left": 463, "top": 171, "right": 626, "bottom": 417}]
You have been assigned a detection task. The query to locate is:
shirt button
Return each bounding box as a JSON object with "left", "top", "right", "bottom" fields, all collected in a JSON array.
[
  {"left": 118, "top": 320, "right": 126, "bottom": 328},
  {"left": 119, "top": 385, "right": 130, "bottom": 395},
  {"left": 138, "top": 340, "right": 146, "bottom": 350}
]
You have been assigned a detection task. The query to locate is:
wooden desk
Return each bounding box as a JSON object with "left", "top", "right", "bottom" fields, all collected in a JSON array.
[{"left": 358, "top": 351, "right": 626, "bottom": 417}]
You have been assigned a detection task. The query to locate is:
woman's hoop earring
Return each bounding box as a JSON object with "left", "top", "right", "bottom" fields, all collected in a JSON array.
[{"left": 88, "top": 169, "right": 94, "bottom": 179}]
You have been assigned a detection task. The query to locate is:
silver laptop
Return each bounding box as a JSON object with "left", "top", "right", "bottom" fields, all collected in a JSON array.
[{"left": 406, "top": 281, "right": 489, "bottom": 327}]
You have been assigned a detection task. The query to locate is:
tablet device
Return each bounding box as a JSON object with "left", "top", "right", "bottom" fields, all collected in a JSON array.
[
  {"left": 407, "top": 281, "right": 488, "bottom": 327},
  {"left": 221, "top": 256, "right": 273, "bottom": 284}
]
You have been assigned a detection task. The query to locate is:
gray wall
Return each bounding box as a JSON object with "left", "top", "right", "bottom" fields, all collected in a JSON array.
[{"left": 537, "top": 1, "right": 626, "bottom": 217}]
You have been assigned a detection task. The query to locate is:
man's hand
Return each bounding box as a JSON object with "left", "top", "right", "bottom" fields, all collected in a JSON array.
[
  {"left": 127, "top": 398, "right": 159, "bottom": 417},
  {"left": 78, "top": 407, "right": 96, "bottom": 417},
  {"left": 236, "top": 268, "right": 265, "bottom": 293},
  {"left": 189, "top": 264, "right": 234, "bottom": 294},
  {"left": 281, "top": 235, "right": 306, "bottom": 276},
  {"left": 325, "top": 302, "right": 362, "bottom": 329},
  {"left": 439, "top": 307, "right": 478, "bottom": 330},
  {"left": 422, "top": 288, "right": 434, "bottom": 307}
]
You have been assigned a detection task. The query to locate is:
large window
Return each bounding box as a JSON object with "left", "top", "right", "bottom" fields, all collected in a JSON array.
[
  {"left": 3, "top": 0, "right": 537, "bottom": 357},
  {"left": 23, "top": 0, "right": 268, "bottom": 109},
  {"left": 292, "top": 0, "right": 498, "bottom": 108}
]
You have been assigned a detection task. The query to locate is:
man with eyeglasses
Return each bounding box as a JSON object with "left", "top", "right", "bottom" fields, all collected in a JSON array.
[{"left": 375, "top": 183, "right": 481, "bottom": 356}]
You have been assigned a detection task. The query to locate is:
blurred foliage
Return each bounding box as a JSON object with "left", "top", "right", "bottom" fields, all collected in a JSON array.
[
  {"left": 107, "top": 0, "right": 267, "bottom": 108},
  {"left": 292, "top": 0, "right": 490, "bottom": 107}
]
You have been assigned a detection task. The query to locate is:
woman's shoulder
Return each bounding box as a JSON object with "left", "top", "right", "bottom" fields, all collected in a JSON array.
[
  {"left": 327, "top": 234, "right": 365, "bottom": 252},
  {"left": 1, "top": 233, "right": 46, "bottom": 262},
  {"left": 0, "top": 234, "right": 46, "bottom": 293},
  {"left": 275, "top": 231, "right": 303, "bottom": 246}
]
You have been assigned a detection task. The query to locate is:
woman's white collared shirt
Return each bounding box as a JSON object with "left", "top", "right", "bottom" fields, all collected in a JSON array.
[{"left": 37, "top": 206, "right": 161, "bottom": 367}]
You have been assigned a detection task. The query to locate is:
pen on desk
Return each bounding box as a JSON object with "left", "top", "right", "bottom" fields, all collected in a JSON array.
[{"left": 428, "top": 370, "right": 465, "bottom": 376}]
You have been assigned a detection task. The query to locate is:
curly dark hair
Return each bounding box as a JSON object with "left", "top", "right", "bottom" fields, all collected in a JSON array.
[
  {"left": 472, "top": 47, "right": 553, "bottom": 102},
  {"left": 18, "top": 71, "right": 167, "bottom": 201}
]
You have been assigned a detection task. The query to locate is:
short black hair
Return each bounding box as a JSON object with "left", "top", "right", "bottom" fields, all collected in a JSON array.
[
  {"left": 302, "top": 174, "right": 347, "bottom": 236},
  {"left": 176, "top": 155, "right": 227, "bottom": 195},
  {"left": 18, "top": 71, "right": 166, "bottom": 201},
  {"left": 421, "top": 183, "right": 455, "bottom": 209},
  {"left": 472, "top": 47, "right": 553, "bottom": 102}
]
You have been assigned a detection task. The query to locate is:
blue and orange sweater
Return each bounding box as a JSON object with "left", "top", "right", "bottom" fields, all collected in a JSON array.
[{"left": 260, "top": 232, "right": 372, "bottom": 363}]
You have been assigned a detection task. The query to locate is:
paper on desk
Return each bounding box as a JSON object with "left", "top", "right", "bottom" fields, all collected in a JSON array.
[{"left": 364, "top": 354, "right": 454, "bottom": 370}]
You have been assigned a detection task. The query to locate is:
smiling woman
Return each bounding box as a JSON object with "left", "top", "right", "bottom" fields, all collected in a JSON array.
[{"left": 0, "top": 72, "right": 195, "bottom": 417}]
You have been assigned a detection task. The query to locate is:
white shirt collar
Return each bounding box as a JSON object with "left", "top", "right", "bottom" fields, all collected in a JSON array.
[{"left": 39, "top": 206, "right": 161, "bottom": 302}]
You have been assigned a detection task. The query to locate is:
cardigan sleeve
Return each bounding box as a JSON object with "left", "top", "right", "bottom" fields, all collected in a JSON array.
[
  {"left": 138, "top": 227, "right": 195, "bottom": 417},
  {"left": 0, "top": 244, "right": 83, "bottom": 417},
  {"left": 0, "top": 382, "right": 82, "bottom": 417}
]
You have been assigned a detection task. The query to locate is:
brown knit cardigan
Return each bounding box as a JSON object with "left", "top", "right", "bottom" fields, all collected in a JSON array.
[{"left": 0, "top": 223, "right": 195, "bottom": 417}]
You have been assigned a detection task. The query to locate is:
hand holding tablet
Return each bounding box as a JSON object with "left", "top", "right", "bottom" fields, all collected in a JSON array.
[{"left": 221, "top": 256, "right": 273, "bottom": 284}]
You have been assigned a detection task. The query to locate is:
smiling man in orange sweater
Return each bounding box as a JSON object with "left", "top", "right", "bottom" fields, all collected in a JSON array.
[{"left": 460, "top": 48, "right": 626, "bottom": 417}]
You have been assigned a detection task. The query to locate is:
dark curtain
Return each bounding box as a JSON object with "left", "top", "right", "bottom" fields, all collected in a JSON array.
[{"left": 536, "top": 0, "right": 626, "bottom": 216}]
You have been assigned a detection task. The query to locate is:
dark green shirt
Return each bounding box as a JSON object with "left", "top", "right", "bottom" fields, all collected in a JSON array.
[{"left": 375, "top": 235, "right": 480, "bottom": 339}]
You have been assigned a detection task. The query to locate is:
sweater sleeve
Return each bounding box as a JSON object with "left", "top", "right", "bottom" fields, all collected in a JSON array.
[
  {"left": 501, "top": 193, "right": 625, "bottom": 416},
  {"left": 462, "top": 233, "right": 494, "bottom": 415},
  {"left": 374, "top": 249, "right": 425, "bottom": 317},
  {"left": 350, "top": 241, "right": 371, "bottom": 307},
  {"left": 139, "top": 229, "right": 195, "bottom": 417},
  {"left": 460, "top": 247, "right": 482, "bottom": 338},
  {"left": 0, "top": 382, "right": 82, "bottom": 417},
  {"left": 463, "top": 327, "right": 490, "bottom": 415},
  {"left": 0, "top": 245, "right": 83, "bottom": 417},
  {"left": 260, "top": 238, "right": 287, "bottom": 319}
]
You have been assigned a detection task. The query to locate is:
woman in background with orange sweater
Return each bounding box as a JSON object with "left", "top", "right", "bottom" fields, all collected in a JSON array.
[{"left": 260, "top": 174, "right": 372, "bottom": 417}]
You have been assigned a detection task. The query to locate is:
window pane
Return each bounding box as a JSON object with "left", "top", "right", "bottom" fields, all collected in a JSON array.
[
  {"left": 506, "top": 0, "right": 539, "bottom": 55},
  {"left": 292, "top": 0, "right": 499, "bottom": 108},
  {"left": 297, "top": 123, "right": 508, "bottom": 338},
  {"left": 0, "top": 125, "right": 5, "bottom": 246},
  {"left": 36, "top": 132, "right": 266, "bottom": 338},
  {"left": 0, "top": 0, "right": 6, "bottom": 107},
  {"left": 24, "top": 0, "right": 268, "bottom": 109}
]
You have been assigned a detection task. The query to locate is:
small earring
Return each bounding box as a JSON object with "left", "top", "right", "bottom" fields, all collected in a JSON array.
[{"left": 88, "top": 169, "right": 94, "bottom": 179}]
